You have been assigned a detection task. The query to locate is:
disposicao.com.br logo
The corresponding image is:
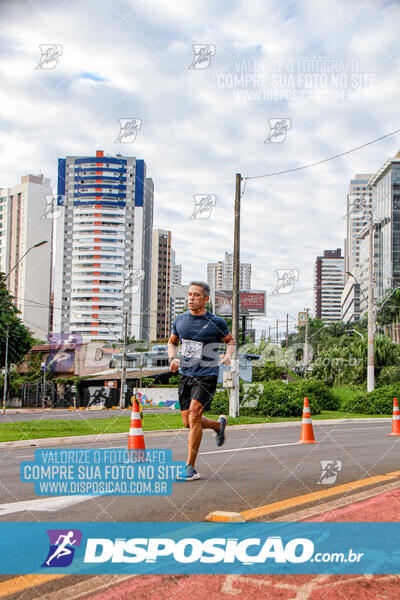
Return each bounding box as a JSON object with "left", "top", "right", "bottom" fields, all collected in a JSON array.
[
  {"left": 42, "top": 529, "right": 82, "bottom": 567},
  {"left": 82, "top": 535, "right": 361, "bottom": 565}
]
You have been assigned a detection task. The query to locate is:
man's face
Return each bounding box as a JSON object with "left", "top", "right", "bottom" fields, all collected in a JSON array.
[{"left": 188, "top": 285, "right": 208, "bottom": 311}]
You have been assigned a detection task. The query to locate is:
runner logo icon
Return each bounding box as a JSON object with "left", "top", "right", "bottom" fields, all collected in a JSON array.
[{"left": 42, "top": 529, "right": 82, "bottom": 567}]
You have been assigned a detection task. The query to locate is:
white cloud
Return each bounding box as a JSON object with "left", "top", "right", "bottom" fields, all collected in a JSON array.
[{"left": 1, "top": 0, "right": 400, "bottom": 338}]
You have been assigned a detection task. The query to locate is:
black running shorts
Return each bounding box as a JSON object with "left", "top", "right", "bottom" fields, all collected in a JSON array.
[{"left": 178, "top": 375, "right": 218, "bottom": 411}]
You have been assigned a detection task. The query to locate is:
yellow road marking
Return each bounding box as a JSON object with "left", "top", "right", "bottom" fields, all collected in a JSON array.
[
  {"left": 206, "top": 470, "right": 400, "bottom": 522},
  {"left": 0, "top": 575, "right": 65, "bottom": 598}
]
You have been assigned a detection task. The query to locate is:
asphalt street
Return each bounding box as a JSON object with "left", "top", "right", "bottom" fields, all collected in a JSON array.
[{"left": 0, "top": 420, "right": 398, "bottom": 522}]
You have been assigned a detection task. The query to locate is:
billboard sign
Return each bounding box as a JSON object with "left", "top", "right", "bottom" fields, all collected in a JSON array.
[{"left": 215, "top": 290, "right": 266, "bottom": 316}]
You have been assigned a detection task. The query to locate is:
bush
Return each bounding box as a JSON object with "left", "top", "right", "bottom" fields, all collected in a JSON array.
[
  {"left": 330, "top": 386, "right": 364, "bottom": 409},
  {"left": 254, "top": 381, "right": 322, "bottom": 417},
  {"left": 342, "top": 384, "right": 400, "bottom": 414},
  {"left": 209, "top": 388, "right": 229, "bottom": 414},
  {"left": 208, "top": 379, "right": 323, "bottom": 418},
  {"left": 376, "top": 366, "right": 400, "bottom": 387},
  {"left": 252, "top": 362, "right": 287, "bottom": 382},
  {"left": 296, "top": 379, "right": 339, "bottom": 411}
]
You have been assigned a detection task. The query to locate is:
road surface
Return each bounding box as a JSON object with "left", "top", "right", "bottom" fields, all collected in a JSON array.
[
  {"left": 0, "top": 419, "right": 398, "bottom": 522},
  {"left": 0, "top": 419, "right": 399, "bottom": 599}
]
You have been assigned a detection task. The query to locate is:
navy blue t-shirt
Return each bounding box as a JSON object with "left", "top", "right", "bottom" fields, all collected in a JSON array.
[{"left": 172, "top": 310, "right": 230, "bottom": 377}]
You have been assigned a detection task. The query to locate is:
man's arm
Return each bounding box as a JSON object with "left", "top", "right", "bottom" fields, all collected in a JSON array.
[
  {"left": 219, "top": 332, "right": 235, "bottom": 366},
  {"left": 167, "top": 333, "right": 180, "bottom": 372}
]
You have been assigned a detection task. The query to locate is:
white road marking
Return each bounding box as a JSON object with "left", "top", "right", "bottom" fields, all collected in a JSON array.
[
  {"left": 330, "top": 426, "right": 391, "bottom": 431},
  {"left": 0, "top": 495, "right": 93, "bottom": 516},
  {"left": 30, "top": 574, "right": 137, "bottom": 600},
  {"left": 200, "top": 441, "right": 300, "bottom": 455},
  {"left": 10, "top": 454, "right": 36, "bottom": 458}
]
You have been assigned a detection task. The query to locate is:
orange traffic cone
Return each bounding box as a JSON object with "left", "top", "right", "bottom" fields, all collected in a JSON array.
[
  {"left": 128, "top": 397, "right": 146, "bottom": 450},
  {"left": 299, "top": 397, "right": 318, "bottom": 444},
  {"left": 387, "top": 398, "right": 400, "bottom": 436}
]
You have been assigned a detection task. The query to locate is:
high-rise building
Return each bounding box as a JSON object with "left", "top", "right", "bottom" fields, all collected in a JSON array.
[
  {"left": 352, "top": 223, "right": 379, "bottom": 317},
  {"left": 369, "top": 151, "right": 400, "bottom": 304},
  {"left": 207, "top": 252, "right": 252, "bottom": 292},
  {"left": 342, "top": 174, "right": 373, "bottom": 322},
  {"left": 314, "top": 248, "right": 345, "bottom": 322},
  {"left": 207, "top": 260, "right": 224, "bottom": 291},
  {"left": 170, "top": 249, "right": 182, "bottom": 287},
  {"left": 341, "top": 278, "right": 361, "bottom": 322},
  {"left": 170, "top": 283, "right": 189, "bottom": 326},
  {"left": 344, "top": 174, "right": 373, "bottom": 276},
  {"left": 0, "top": 174, "right": 52, "bottom": 339},
  {"left": 52, "top": 151, "right": 153, "bottom": 343},
  {"left": 223, "top": 252, "right": 251, "bottom": 290},
  {"left": 150, "top": 229, "right": 171, "bottom": 341}
]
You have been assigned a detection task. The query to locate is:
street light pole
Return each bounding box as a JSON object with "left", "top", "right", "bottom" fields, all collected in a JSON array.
[
  {"left": 303, "top": 308, "right": 309, "bottom": 376},
  {"left": 40, "top": 361, "right": 47, "bottom": 408},
  {"left": 367, "top": 217, "right": 375, "bottom": 392},
  {"left": 348, "top": 214, "right": 375, "bottom": 391},
  {"left": 119, "top": 311, "right": 128, "bottom": 408},
  {"left": 346, "top": 329, "right": 364, "bottom": 340},
  {"left": 1, "top": 240, "right": 47, "bottom": 282},
  {"left": 230, "top": 173, "right": 242, "bottom": 418},
  {"left": 2, "top": 325, "right": 9, "bottom": 414}
]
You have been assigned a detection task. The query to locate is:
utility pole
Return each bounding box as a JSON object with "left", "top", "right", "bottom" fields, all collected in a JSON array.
[
  {"left": 41, "top": 361, "right": 46, "bottom": 408},
  {"left": 241, "top": 315, "right": 246, "bottom": 345},
  {"left": 276, "top": 319, "right": 279, "bottom": 344},
  {"left": 229, "top": 173, "right": 242, "bottom": 418},
  {"left": 2, "top": 325, "right": 9, "bottom": 414},
  {"left": 119, "top": 311, "right": 128, "bottom": 408},
  {"left": 367, "top": 217, "right": 375, "bottom": 392},
  {"left": 286, "top": 313, "right": 289, "bottom": 348},
  {"left": 303, "top": 308, "right": 309, "bottom": 376}
]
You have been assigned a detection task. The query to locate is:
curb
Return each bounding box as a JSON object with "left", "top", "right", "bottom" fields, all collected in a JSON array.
[
  {"left": 205, "top": 469, "right": 400, "bottom": 523},
  {"left": 0, "top": 417, "right": 391, "bottom": 450}
]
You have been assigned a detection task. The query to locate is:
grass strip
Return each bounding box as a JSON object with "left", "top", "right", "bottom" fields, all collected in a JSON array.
[{"left": 0, "top": 411, "right": 392, "bottom": 442}]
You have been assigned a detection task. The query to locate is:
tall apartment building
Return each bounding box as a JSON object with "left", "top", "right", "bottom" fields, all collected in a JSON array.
[
  {"left": 223, "top": 252, "right": 252, "bottom": 290},
  {"left": 345, "top": 174, "right": 373, "bottom": 276},
  {"left": 0, "top": 174, "right": 52, "bottom": 339},
  {"left": 342, "top": 174, "right": 373, "bottom": 322},
  {"left": 52, "top": 151, "right": 153, "bottom": 343},
  {"left": 369, "top": 151, "right": 400, "bottom": 304},
  {"left": 170, "top": 283, "right": 189, "bottom": 326},
  {"left": 314, "top": 248, "right": 345, "bottom": 322},
  {"left": 170, "top": 248, "right": 182, "bottom": 287},
  {"left": 207, "top": 252, "right": 252, "bottom": 292},
  {"left": 150, "top": 229, "right": 171, "bottom": 341},
  {"left": 207, "top": 260, "right": 224, "bottom": 291}
]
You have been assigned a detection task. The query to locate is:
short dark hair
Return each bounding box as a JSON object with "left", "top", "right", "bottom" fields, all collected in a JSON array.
[{"left": 189, "top": 281, "right": 210, "bottom": 297}]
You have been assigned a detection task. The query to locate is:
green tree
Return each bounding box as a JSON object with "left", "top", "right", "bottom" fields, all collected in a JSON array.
[
  {"left": 0, "top": 279, "right": 34, "bottom": 367},
  {"left": 376, "top": 288, "right": 400, "bottom": 328}
]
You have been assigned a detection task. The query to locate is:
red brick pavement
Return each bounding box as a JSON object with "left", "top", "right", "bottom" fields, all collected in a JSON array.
[{"left": 85, "top": 487, "right": 400, "bottom": 600}]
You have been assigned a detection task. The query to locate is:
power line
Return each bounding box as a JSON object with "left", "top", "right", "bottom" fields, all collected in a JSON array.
[{"left": 244, "top": 128, "right": 400, "bottom": 181}]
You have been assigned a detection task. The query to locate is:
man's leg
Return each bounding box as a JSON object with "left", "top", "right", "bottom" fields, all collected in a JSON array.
[
  {"left": 181, "top": 409, "right": 220, "bottom": 433},
  {"left": 200, "top": 415, "right": 220, "bottom": 432},
  {"left": 187, "top": 399, "right": 205, "bottom": 467}
]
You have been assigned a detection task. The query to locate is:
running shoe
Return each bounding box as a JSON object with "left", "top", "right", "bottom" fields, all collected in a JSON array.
[
  {"left": 177, "top": 464, "right": 201, "bottom": 481},
  {"left": 215, "top": 415, "right": 227, "bottom": 447}
]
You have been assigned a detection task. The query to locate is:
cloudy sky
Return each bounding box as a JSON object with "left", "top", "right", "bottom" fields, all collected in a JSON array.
[{"left": 1, "top": 0, "right": 400, "bottom": 339}]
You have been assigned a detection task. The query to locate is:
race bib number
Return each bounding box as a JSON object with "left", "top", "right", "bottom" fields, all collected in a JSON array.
[{"left": 181, "top": 339, "right": 203, "bottom": 365}]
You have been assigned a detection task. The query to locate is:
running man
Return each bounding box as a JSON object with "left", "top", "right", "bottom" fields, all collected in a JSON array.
[
  {"left": 168, "top": 281, "right": 235, "bottom": 481},
  {"left": 45, "top": 531, "right": 77, "bottom": 566}
]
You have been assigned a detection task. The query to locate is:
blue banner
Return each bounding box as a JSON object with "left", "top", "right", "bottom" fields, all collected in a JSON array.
[
  {"left": 0, "top": 522, "right": 399, "bottom": 574},
  {"left": 20, "top": 449, "right": 185, "bottom": 496}
]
